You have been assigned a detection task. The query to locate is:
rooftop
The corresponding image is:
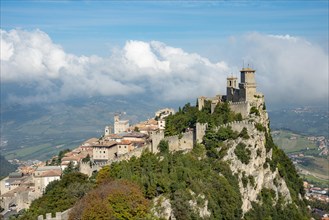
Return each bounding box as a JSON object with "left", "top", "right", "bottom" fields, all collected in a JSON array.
[
  {"left": 35, "top": 166, "right": 61, "bottom": 172},
  {"left": 92, "top": 140, "right": 117, "bottom": 148}
]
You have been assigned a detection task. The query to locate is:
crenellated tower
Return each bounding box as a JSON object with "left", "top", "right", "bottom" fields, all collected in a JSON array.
[{"left": 238, "top": 67, "right": 257, "bottom": 102}]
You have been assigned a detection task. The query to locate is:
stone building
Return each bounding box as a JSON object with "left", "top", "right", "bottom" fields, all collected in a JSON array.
[
  {"left": 34, "top": 166, "right": 62, "bottom": 193},
  {"left": 155, "top": 108, "right": 175, "bottom": 130},
  {"left": 226, "top": 67, "right": 257, "bottom": 102},
  {"left": 198, "top": 67, "right": 262, "bottom": 118},
  {"left": 114, "top": 115, "right": 129, "bottom": 134},
  {"left": 92, "top": 140, "right": 118, "bottom": 162}
]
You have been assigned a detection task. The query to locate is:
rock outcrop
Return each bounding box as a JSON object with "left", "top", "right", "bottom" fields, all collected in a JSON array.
[{"left": 222, "top": 96, "right": 292, "bottom": 214}]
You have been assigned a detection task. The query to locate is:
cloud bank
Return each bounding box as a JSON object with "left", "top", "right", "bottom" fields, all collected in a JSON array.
[{"left": 1, "top": 29, "right": 328, "bottom": 106}]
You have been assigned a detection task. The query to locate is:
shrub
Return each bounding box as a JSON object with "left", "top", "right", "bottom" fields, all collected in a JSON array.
[
  {"left": 158, "top": 140, "right": 169, "bottom": 154},
  {"left": 256, "top": 149, "right": 262, "bottom": 157},
  {"left": 239, "top": 127, "right": 250, "bottom": 139},
  {"left": 234, "top": 143, "right": 251, "bottom": 164},
  {"left": 248, "top": 175, "right": 255, "bottom": 187},
  {"left": 241, "top": 172, "right": 248, "bottom": 187},
  {"left": 255, "top": 123, "right": 266, "bottom": 132},
  {"left": 250, "top": 106, "right": 260, "bottom": 116}
]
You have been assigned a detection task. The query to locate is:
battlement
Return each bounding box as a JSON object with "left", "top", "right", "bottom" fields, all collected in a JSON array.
[
  {"left": 37, "top": 209, "right": 71, "bottom": 220},
  {"left": 228, "top": 101, "right": 248, "bottom": 105},
  {"left": 215, "top": 120, "right": 255, "bottom": 134}
]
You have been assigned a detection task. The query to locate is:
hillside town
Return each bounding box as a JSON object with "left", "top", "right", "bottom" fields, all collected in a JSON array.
[{"left": 0, "top": 108, "right": 175, "bottom": 217}]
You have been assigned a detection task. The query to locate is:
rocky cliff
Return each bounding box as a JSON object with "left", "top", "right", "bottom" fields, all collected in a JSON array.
[
  {"left": 152, "top": 97, "right": 308, "bottom": 219},
  {"left": 221, "top": 97, "right": 292, "bottom": 214}
]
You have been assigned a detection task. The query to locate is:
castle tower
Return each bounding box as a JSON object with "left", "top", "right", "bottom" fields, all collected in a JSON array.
[
  {"left": 226, "top": 76, "right": 238, "bottom": 102},
  {"left": 238, "top": 67, "right": 256, "bottom": 102}
]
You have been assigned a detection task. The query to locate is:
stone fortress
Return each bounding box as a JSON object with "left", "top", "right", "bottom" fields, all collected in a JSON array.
[
  {"left": 80, "top": 67, "right": 265, "bottom": 176},
  {"left": 198, "top": 67, "right": 263, "bottom": 118}
]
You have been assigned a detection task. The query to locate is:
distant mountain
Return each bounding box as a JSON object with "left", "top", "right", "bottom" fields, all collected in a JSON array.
[{"left": 268, "top": 106, "right": 329, "bottom": 138}]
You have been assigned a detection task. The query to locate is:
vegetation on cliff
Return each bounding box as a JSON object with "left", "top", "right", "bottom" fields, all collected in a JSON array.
[
  {"left": 12, "top": 101, "right": 309, "bottom": 220},
  {"left": 92, "top": 146, "right": 243, "bottom": 219},
  {"left": 164, "top": 101, "right": 242, "bottom": 136}
]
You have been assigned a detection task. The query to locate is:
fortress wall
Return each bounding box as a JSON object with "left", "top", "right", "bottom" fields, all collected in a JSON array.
[
  {"left": 196, "top": 123, "right": 208, "bottom": 144},
  {"left": 215, "top": 120, "right": 255, "bottom": 133},
  {"left": 229, "top": 101, "right": 250, "bottom": 118},
  {"left": 164, "top": 131, "right": 194, "bottom": 152},
  {"left": 37, "top": 209, "right": 71, "bottom": 220},
  {"left": 150, "top": 131, "right": 165, "bottom": 154},
  {"left": 80, "top": 145, "right": 148, "bottom": 176}
]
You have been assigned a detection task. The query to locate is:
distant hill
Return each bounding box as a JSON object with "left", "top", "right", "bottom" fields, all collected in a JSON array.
[
  {"left": 268, "top": 106, "right": 328, "bottom": 138},
  {"left": 1, "top": 96, "right": 178, "bottom": 161},
  {"left": 0, "top": 154, "right": 18, "bottom": 179}
]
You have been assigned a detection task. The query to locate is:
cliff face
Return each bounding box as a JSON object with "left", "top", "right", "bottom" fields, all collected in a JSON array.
[
  {"left": 221, "top": 97, "right": 292, "bottom": 213},
  {"left": 152, "top": 97, "right": 307, "bottom": 219}
]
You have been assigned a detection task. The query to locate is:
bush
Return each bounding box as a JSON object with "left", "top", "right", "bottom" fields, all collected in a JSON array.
[
  {"left": 239, "top": 127, "right": 250, "bottom": 139},
  {"left": 255, "top": 123, "right": 266, "bottom": 132},
  {"left": 250, "top": 106, "right": 260, "bottom": 116},
  {"left": 248, "top": 175, "right": 255, "bottom": 187},
  {"left": 234, "top": 143, "right": 251, "bottom": 164},
  {"left": 241, "top": 172, "right": 248, "bottom": 187},
  {"left": 158, "top": 140, "right": 169, "bottom": 154}
]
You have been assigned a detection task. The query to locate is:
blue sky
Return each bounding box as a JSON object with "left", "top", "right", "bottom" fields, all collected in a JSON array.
[
  {"left": 1, "top": 1, "right": 328, "bottom": 106},
  {"left": 1, "top": 1, "right": 328, "bottom": 56}
]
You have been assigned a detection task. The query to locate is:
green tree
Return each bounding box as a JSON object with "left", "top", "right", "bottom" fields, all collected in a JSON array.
[
  {"left": 96, "top": 165, "right": 112, "bottom": 185},
  {"left": 158, "top": 140, "right": 169, "bottom": 154},
  {"left": 69, "top": 180, "right": 150, "bottom": 220}
]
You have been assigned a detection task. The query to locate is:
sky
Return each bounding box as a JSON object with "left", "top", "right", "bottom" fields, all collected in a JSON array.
[{"left": 1, "top": 0, "right": 328, "bottom": 107}]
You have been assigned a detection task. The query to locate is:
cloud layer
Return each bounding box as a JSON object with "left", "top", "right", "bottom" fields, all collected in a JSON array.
[{"left": 1, "top": 29, "right": 328, "bottom": 105}]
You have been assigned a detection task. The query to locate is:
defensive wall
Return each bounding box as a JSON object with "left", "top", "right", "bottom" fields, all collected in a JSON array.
[
  {"left": 196, "top": 123, "right": 208, "bottom": 144},
  {"left": 37, "top": 209, "right": 71, "bottom": 220},
  {"left": 163, "top": 130, "right": 194, "bottom": 152},
  {"left": 228, "top": 101, "right": 250, "bottom": 118},
  {"left": 150, "top": 131, "right": 165, "bottom": 154},
  {"left": 215, "top": 120, "right": 255, "bottom": 133}
]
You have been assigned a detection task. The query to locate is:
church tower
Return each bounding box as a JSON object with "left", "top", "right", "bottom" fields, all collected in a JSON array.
[{"left": 238, "top": 67, "right": 256, "bottom": 102}]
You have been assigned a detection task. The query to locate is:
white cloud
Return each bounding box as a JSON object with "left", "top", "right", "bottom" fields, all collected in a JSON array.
[
  {"left": 228, "top": 32, "right": 328, "bottom": 104},
  {"left": 1, "top": 29, "right": 328, "bottom": 106}
]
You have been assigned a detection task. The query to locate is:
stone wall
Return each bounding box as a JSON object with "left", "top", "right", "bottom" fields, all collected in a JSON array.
[
  {"left": 37, "top": 209, "right": 71, "bottom": 220},
  {"left": 80, "top": 145, "right": 148, "bottom": 176},
  {"left": 150, "top": 131, "right": 165, "bottom": 154},
  {"left": 229, "top": 101, "right": 250, "bottom": 118},
  {"left": 215, "top": 120, "right": 255, "bottom": 133},
  {"left": 196, "top": 123, "right": 208, "bottom": 144},
  {"left": 163, "top": 131, "right": 194, "bottom": 152}
]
